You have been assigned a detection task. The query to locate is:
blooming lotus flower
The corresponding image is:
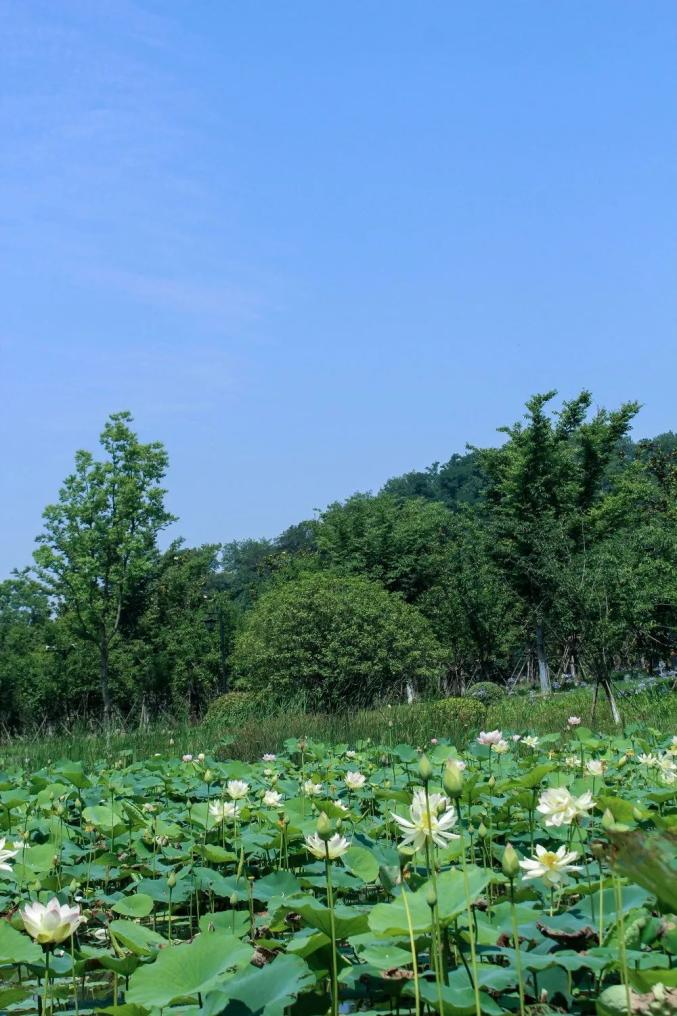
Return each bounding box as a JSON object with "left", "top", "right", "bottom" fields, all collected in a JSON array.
[
  {"left": 519, "top": 844, "right": 581, "bottom": 887},
  {"left": 491, "top": 738, "right": 509, "bottom": 754},
  {"left": 182, "top": 754, "right": 193, "bottom": 763},
  {"left": 303, "top": 780, "right": 323, "bottom": 796},
  {"left": 565, "top": 755, "right": 582, "bottom": 768},
  {"left": 477, "top": 730, "right": 503, "bottom": 746},
  {"left": 511, "top": 734, "right": 522, "bottom": 742},
  {"left": 227, "top": 780, "right": 249, "bottom": 800},
  {"left": 657, "top": 754, "right": 676, "bottom": 783},
  {"left": 345, "top": 750, "right": 357, "bottom": 759},
  {"left": 536, "top": 786, "right": 594, "bottom": 827},
  {"left": 586, "top": 759, "right": 604, "bottom": 777},
  {"left": 638, "top": 753, "right": 658, "bottom": 767},
  {"left": 567, "top": 716, "right": 582, "bottom": 727},
  {"left": 209, "top": 800, "right": 239, "bottom": 822},
  {"left": 0, "top": 838, "right": 18, "bottom": 872},
  {"left": 344, "top": 771, "right": 366, "bottom": 791},
  {"left": 523, "top": 736, "right": 540, "bottom": 749},
  {"left": 22, "top": 898, "right": 85, "bottom": 944},
  {"left": 263, "top": 790, "right": 283, "bottom": 807},
  {"left": 262, "top": 753, "right": 277, "bottom": 762},
  {"left": 391, "top": 787, "right": 459, "bottom": 851},
  {"left": 305, "top": 832, "right": 351, "bottom": 860}
]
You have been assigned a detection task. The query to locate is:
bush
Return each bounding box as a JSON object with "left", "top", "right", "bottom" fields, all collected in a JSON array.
[
  {"left": 231, "top": 571, "right": 446, "bottom": 711},
  {"left": 410, "top": 697, "right": 487, "bottom": 736},
  {"left": 466, "top": 681, "right": 506, "bottom": 705},
  {"left": 204, "top": 691, "right": 263, "bottom": 728}
]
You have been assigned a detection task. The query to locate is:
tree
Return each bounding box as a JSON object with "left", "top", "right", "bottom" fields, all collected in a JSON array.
[
  {"left": 477, "top": 391, "right": 639, "bottom": 694},
  {"left": 231, "top": 571, "right": 445, "bottom": 711},
  {"left": 33, "top": 412, "right": 175, "bottom": 723}
]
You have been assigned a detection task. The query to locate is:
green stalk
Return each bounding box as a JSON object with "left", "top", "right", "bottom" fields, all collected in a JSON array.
[
  {"left": 325, "top": 850, "right": 339, "bottom": 1016},
  {"left": 509, "top": 879, "right": 526, "bottom": 1016},
  {"left": 400, "top": 884, "right": 421, "bottom": 1016},
  {"left": 614, "top": 875, "right": 632, "bottom": 1016},
  {"left": 459, "top": 831, "right": 482, "bottom": 1016}
]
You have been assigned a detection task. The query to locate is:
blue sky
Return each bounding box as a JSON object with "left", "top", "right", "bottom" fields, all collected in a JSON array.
[{"left": 2, "top": 2, "right": 676, "bottom": 576}]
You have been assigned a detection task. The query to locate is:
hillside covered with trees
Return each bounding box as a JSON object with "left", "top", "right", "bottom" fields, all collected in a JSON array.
[{"left": 1, "top": 392, "right": 675, "bottom": 731}]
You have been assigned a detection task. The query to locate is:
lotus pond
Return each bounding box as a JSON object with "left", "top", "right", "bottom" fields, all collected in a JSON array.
[{"left": 0, "top": 723, "right": 676, "bottom": 1016}]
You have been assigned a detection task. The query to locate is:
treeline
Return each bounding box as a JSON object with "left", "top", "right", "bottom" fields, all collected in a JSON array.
[{"left": 1, "top": 392, "right": 675, "bottom": 730}]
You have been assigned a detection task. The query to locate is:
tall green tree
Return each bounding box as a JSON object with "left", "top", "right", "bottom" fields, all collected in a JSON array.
[
  {"left": 477, "top": 390, "right": 639, "bottom": 694},
  {"left": 33, "top": 412, "right": 175, "bottom": 722}
]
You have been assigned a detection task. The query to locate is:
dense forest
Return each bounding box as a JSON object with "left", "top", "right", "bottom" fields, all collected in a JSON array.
[{"left": 1, "top": 391, "right": 675, "bottom": 731}]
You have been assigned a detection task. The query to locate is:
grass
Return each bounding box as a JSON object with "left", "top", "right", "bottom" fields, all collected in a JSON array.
[{"left": 1, "top": 683, "right": 675, "bottom": 770}]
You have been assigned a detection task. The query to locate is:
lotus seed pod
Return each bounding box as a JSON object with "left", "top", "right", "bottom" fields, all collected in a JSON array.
[
  {"left": 442, "top": 760, "right": 464, "bottom": 799},
  {"left": 418, "top": 754, "right": 433, "bottom": 783},
  {"left": 501, "top": 842, "right": 520, "bottom": 879}
]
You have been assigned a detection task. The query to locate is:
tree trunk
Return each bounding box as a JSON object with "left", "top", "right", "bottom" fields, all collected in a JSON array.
[
  {"left": 535, "top": 622, "right": 551, "bottom": 695},
  {"left": 100, "top": 642, "right": 112, "bottom": 726},
  {"left": 599, "top": 674, "right": 622, "bottom": 726}
]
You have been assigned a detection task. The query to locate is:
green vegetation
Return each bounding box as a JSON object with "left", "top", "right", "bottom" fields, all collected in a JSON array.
[
  {"left": 1, "top": 391, "right": 675, "bottom": 731},
  {"left": 0, "top": 721, "right": 675, "bottom": 1014}
]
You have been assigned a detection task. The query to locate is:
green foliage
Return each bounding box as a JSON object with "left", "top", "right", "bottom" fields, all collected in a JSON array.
[
  {"left": 204, "top": 691, "right": 263, "bottom": 728},
  {"left": 231, "top": 571, "right": 445, "bottom": 711},
  {"left": 466, "top": 681, "right": 506, "bottom": 705}
]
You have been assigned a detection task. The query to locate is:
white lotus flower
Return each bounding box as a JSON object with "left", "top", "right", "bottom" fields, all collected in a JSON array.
[
  {"left": 491, "top": 738, "right": 509, "bottom": 754},
  {"left": 345, "top": 771, "right": 366, "bottom": 791},
  {"left": 564, "top": 755, "right": 582, "bottom": 768},
  {"left": 519, "top": 844, "right": 581, "bottom": 886},
  {"left": 227, "top": 780, "right": 249, "bottom": 800},
  {"left": 182, "top": 754, "right": 193, "bottom": 763},
  {"left": 523, "top": 736, "right": 540, "bottom": 749},
  {"left": 536, "top": 787, "right": 594, "bottom": 827},
  {"left": 586, "top": 759, "right": 604, "bottom": 777},
  {"left": 305, "top": 832, "right": 351, "bottom": 860},
  {"left": 391, "top": 787, "right": 459, "bottom": 851},
  {"left": 657, "top": 754, "right": 676, "bottom": 783},
  {"left": 567, "top": 716, "right": 582, "bottom": 727},
  {"left": 0, "top": 838, "right": 18, "bottom": 872},
  {"left": 303, "top": 780, "right": 323, "bottom": 796},
  {"left": 511, "top": 734, "right": 522, "bottom": 742},
  {"left": 209, "top": 800, "right": 239, "bottom": 822},
  {"left": 345, "top": 750, "right": 357, "bottom": 759},
  {"left": 22, "top": 898, "right": 85, "bottom": 944},
  {"left": 262, "top": 754, "right": 277, "bottom": 762},
  {"left": 638, "top": 753, "right": 658, "bottom": 767},
  {"left": 477, "top": 730, "right": 503, "bottom": 746},
  {"left": 263, "top": 790, "right": 283, "bottom": 807}
]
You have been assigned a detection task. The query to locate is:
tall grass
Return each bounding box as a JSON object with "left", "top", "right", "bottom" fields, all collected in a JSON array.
[{"left": 1, "top": 686, "right": 674, "bottom": 770}]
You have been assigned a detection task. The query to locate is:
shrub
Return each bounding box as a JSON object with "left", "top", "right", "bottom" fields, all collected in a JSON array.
[
  {"left": 411, "top": 697, "right": 487, "bottom": 736},
  {"left": 204, "top": 691, "right": 263, "bottom": 728},
  {"left": 230, "top": 571, "right": 446, "bottom": 712},
  {"left": 466, "top": 681, "right": 506, "bottom": 705}
]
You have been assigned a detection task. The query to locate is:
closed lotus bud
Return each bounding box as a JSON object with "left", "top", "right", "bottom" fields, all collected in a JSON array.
[
  {"left": 31, "top": 880, "right": 42, "bottom": 892},
  {"left": 229, "top": 892, "right": 239, "bottom": 907},
  {"left": 167, "top": 872, "right": 177, "bottom": 888},
  {"left": 203, "top": 770, "right": 214, "bottom": 783},
  {"left": 418, "top": 754, "right": 433, "bottom": 784},
  {"left": 488, "top": 775, "right": 496, "bottom": 788},
  {"left": 443, "top": 760, "right": 464, "bottom": 799},
  {"left": 502, "top": 842, "right": 520, "bottom": 879},
  {"left": 478, "top": 822, "right": 488, "bottom": 839},
  {"left": 316, "top": 811, "right": 333, "bottom": 842},
  {"left": 426, "top": 885, "right": 437, "bottom": 909},
  {"left": 618, "top": 755, "right": 628, "bottom": 768},
  {"left": 632, "top": 806, "right": 644, "bottom": 822}
]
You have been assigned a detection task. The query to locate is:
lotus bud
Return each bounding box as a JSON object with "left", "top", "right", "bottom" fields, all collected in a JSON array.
[
  {"left": 442, "top": 760, "right": 464, "bottom": 799},
  {"left": 316, "top": 811, "right": 333, "bottom": 842},
  {"left": 601, "top": 808, "right": 616, "bottom": 831},
  {"left": 632, "top": 806, "right": 644, "bottom": 822},
  {"left": 167, "top": 872, "right": 177, "bottom": 889},
  {"left": 501, "top": 842, "right": 520, "bottom": 880},
  {"left": 230, "top": 892, "right": 240, "bottom": 907},
  {"left": 203, "top": 769, "right": 214, "bottom": 783},
  {"left": 487, "top": 774, "right": 496, "bottom": 788},
  {"left": 478, "top": 822, "right": 488, "bottom": 839},
  {"left": 426, "top": 885, "right": 437, "bottom": 909},
  {"left": 418, "top": 754, "right": 433, "bottom": 784},
  {"left": 618, "top": 755, "right": 628, "bottom": 768}
]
